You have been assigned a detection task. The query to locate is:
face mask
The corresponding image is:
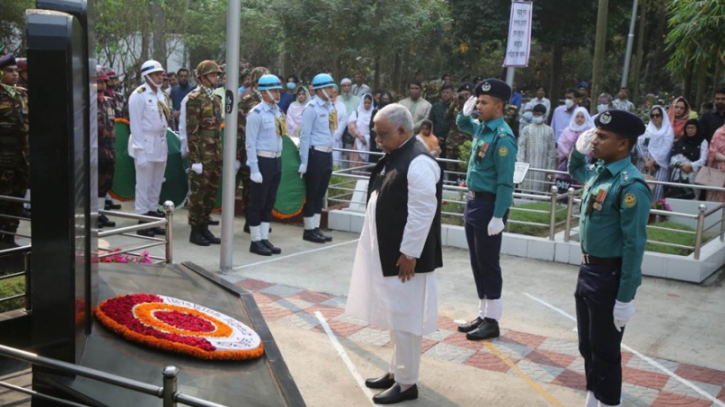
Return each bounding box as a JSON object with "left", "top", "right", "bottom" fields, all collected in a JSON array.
[
  {"left": 286, "top": 82, "right": 296, "bottom": 90},
  {"left": 597, "top": 104, "right": 609, "bottom": 113},
  {"left": 523, "top": 112, "right": 533, "bottom": 121},
  {"left": 533, "top": 116, "right": 544, "bottom": 124},
  {"left": 565, "top": 99, "right": 575, "bottom": 109},
  {"left": 378, "top": 100, "right": 389, "bottom": 108}
]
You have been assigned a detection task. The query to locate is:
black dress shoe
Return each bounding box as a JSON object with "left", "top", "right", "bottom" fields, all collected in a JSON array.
[
  {"left": 98, "top": 214, "right": 116, "bottom": 228},
  {"left": 152, "top": 227, "right": 166, "bottom": 236},
  {"left": 458, "top": 316, "right": 484, "bottom": 333},
  {"left": 206, "top": 217, "right": 220, "bottom": 226},
  {"left": 262, "top": 240, "right": 281, "bottom": 254},
  {"left": 313, "top": 227, "right": 333, "bottom": 242},
  {"left": 202, "top": 226, "right": 221, "bottom": 244},
  {"left": 365, "top": 373, "right": 395, "bottom": 389},
  {"left": 105, "top": 199, "right": 121, "bottom": 210},
  {"left": 147, "top": 210, "right": 165, "bottom": 218},
  {"left": 303, "top": 229, "right": 326, "bottom": 243},
  {"left": 372, "top": 384, "right": 418, "bottom": 405},
  {"left": 22, "top": 208, "right": 31, "bottom": 218},
  {"left": 466, "top": 318, "right": 500, "bottom": 341},
  {"left": 137, "top": 226, "right": 155, "bottom": 237},
  {"left": 250, "top": 241, "right": 272, "bottom": 256}
]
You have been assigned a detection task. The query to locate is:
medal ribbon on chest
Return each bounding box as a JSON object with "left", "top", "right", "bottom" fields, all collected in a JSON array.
[{"left": 476, "top": 142, "right": 490, "bottom": 162}]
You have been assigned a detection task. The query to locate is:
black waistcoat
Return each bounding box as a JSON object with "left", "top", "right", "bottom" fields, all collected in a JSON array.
[{"left": 367, "top": 138, "right": 443, "bottom": 277}]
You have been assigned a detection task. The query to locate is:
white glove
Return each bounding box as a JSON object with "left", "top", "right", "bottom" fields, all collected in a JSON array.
[
  {"left": 463, "top": 96, "right": 477, "bottom": 117},
  {"left": 234, "top": 160, "right": 241, "bottom": 171},
  {"left": 191, "top": 163, "right": 203, "bottom": 174},
  {"left": 136, "top": 155, "right": 148, "bottom": 167},
  {"left": 298, "top": 163, "right": 307, "bottom": 177},
  {"left": 613, "top": 300, "right": 635, "bottom": 332},
  {"left": 180, "top": 144, "right": 188, "bottom": 158},
  {"left": 487, "top": 217, "right": 505, "bottom": 236},
  {"left": 250, "top": 171, "right": 263, "bottom": 183},
  {"left": 576, "top": 128, "right": 597, "bottom": 155}
]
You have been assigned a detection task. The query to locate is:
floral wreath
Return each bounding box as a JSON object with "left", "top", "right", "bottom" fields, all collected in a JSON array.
[{"left": 96, "top": 294, "right": 264, "bottom": 360}]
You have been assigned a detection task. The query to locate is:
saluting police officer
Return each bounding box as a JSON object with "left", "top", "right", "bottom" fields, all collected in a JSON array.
[
  {"left": 246, "top": 74, "right": 286, "bottom": 256},
  {"left": 568, "top": 110, "right": 650, "bottom": 407},
  {"left": 456, "top": 79, "right": 517, "bottom": 341},
  {"left": 298, "top": 73, "right": 337, "bottom": 244}
]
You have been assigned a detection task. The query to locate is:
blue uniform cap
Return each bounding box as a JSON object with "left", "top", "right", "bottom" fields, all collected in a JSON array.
[
  {"left": 312, "top": 73, "right": 335, "bottom": 90},
  {"left": 474, "top": 78, "right": 511, "bottom": 102},
  {"left": 258, "top": 74, "right": 283, "bottom": 91},
  {"left": 0, "top": 53, "right": 17, "bottom": 69},
  {"left": 595, "top": 110, "right": 645, "bottom": 138}
]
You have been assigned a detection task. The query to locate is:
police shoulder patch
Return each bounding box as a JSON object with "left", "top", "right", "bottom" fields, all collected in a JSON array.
[
  {"left": 623, "top": 193, "right": 637, "bottom": 208},
  {"left": 498, "top": 146, "right": 509, "bottom": 157}
]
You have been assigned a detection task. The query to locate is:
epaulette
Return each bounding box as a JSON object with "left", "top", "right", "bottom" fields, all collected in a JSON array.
[
  {"left": 187, "top": 90, "right": 201, "bottom": 100},
  {"left": 136, "top": 86, "right": 146, "bottom": 93}
]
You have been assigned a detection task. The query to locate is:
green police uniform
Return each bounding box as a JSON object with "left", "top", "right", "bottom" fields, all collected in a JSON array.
[
  {"left": 458, "top": 115, "right": 517, "bottom": 218},
  {"left": 568, "top": 149, "right": 651, "bottom": 302}
]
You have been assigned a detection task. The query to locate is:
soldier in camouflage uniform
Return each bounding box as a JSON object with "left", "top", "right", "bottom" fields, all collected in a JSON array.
[
  {"left": 446, "top": 82, "right": 474, "bottom": 179},
  {"left": 96, "top": 66, "right": 117, "bottom": 228},
  {"left": 237, "top": 66, "right": 270, "bottom": 232},
  {"left": 104, "top": 67, "right": 127, "bottom": 120},
  {"left": 185, "top": 60, "right": 224, "bottom": 246},
  {"left": 0, "top": 54, "right": 29, "bottom": 246}
]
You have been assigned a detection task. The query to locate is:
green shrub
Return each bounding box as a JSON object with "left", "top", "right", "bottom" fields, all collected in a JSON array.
[{"left": 0, "top": 273, "right": 25, "bottom": 313}]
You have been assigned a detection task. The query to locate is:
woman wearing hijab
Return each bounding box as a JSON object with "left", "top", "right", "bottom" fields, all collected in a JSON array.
[
  {"left": 667, "top": 119, "right": 708, "bottom": 199},
  {"left": 705, "top": 124, "right": 725, "bottom": 203},
  {"left": 348, "top": 93, "right": 374, "bottom": 169},
  {"left": 637, "top": 106, "right": 674, "bottom": 201},
  {"left": 557, "top": 107, "right": 595, "bottom": 171},
  {"left": 668, "top": 96, "right": 692, "bottom": 139},
  {"left": 285, "top": 85, "right": 310, "bottom": 145},
  {"left": 368, "top": 90, "right": 392, "bottom": 164}
]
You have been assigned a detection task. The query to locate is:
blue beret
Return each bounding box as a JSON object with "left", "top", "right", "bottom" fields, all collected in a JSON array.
[
  {"left": 475, "top": 78, "right": 512, "bottom": 102},
  {"left": 595, "top": 110, "right": 645, "bottom": 138},
  {"left": 0, "top": 53, "right": 17, "bottom": 69}
]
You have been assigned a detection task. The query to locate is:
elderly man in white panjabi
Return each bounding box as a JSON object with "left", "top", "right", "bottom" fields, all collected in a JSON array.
[{"left": 344, "top": 103, "right": 443, "bottom": 405}]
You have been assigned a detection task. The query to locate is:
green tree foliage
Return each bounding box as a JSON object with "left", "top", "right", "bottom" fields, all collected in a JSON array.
[
  {"left": 666, "top": 0, "right": 725, "bottom": 79},
  {"left": 0, "top": 0, "right": 34, "bottom": 54}
]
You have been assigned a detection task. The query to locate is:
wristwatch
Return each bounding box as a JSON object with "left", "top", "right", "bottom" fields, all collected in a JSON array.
[{"left": 404, "top": 254, "right": 416, "bottom": 261}]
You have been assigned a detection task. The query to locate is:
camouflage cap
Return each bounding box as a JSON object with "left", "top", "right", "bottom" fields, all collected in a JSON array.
[
  {"left": 196, "top": 60, "right": 222, "bottom": 78},
  {"left": 249, "top": 66, "right": 270, "bottom": 86}
]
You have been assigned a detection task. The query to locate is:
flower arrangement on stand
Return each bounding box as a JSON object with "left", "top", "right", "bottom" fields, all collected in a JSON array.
[
  {"left": 100, "top": 248, "right": 154, "bottom": 264},
  {"left": 650, "top": 199, "right": 672, "bottom": 224}
]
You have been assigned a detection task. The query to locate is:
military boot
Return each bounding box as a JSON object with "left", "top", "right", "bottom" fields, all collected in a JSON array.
[
  {"left": 98, "top": 214, "right": 116, "bottom": 228},
  {"left": 189, "top": 226, "right": 210, "bottom": 246},
  {"left": 202, "top": 225, "right": 221, "bottom": 244},
  {"left": 105, "top": 199, "right": 121, "bottom": 210}
]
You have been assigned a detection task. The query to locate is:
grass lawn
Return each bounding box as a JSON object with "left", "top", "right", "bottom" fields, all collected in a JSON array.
[
  {"left": 646, "top": 221, "right": 697, "bottom": 256},
  {"left": 0, "top": 270, "right": 25, "bottom": 313},
  {"left": 443, "top": 200, "right": 570, "bottom": 237}
]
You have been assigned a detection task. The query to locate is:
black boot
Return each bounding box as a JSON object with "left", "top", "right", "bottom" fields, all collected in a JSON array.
[
  {"left": 243, "top": 221, "right": 250, "bottom": 234},
  {"left": 314, "top": 228, "right": 333, "bottom": 242},
  {"left": 303, "top": 229, "right": 326, "bottom": 243},
  {"left": 189, "top": 226, "right": 210, "bottom": 246},
  {"left": 105, "top": 199, "right": 121, "bottom": 210},
  {"left": 202, "top": 225, "right": 221, "bottom": 244},
  {"left": 206, "top": 217, "right": 220, "bottom": 226},
  {"left": 1, "top": 233, "right": 19, "bottom": 247},
  {"left": 250, "top": 240, "right": 272, "bottom": 256},
  {"left": 466, "top": 318, "right": 500, "bottom": 341},
  {"left": 98, "top": 214, "right": 116, "bottom": 228},
  {"left": 137, "top": 221, "right": 155, "bottom": 237},
  {"left": 262, "top": 240, "right": 281, "bottom": 254}
]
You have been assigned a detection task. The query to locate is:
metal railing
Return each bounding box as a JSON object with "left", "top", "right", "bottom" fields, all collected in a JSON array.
[
  {"left": 330, "top": 148, "right": 725, "bottom": 259},
  {"left": 0, "top": 343, "right": 226, "bottom": 407},
  {"left": 97, "top": 201, "right": 174, "bottom": 264},
  {"left": 0, "top": 193, "right": 31, "bottom": 240},
  {"left": 0, "top": 244, "right": 31, "bottom": 311}
]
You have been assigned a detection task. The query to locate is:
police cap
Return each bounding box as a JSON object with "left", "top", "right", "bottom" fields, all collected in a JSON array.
[
  {"left": 457, "top": 82, "right": 473, "bottom": 93},
  {"left": 474, "top": 78, "right": 511, "bottom": 102},
  {"left": 594, "top": 110, "right": 645, "bottom": 138},
  {"left": 0, "top": 54, "right": 17, "bottom": 69}
]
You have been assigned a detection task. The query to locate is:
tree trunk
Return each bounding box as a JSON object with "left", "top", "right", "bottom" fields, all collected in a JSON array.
[
  {"left": 648, "top": 0, "right": 668, "bottom": 91},
  {"left": 549, "top": 45, "right": 564, "bottom": 106},
  {"left": 392, "top": 51, "right": 401, "bottom": 96},
  {"left": 151, "top": 0, "right": 167, "bottom": 66},
  {"left": 374, "top": 55, "right": 381, "bottom": 91},
  {"left": 631, "top": 0, "right": 647, "bottom": 103},
  {"left": 590, "top": 0, "right": 610, "bottom": 115}
]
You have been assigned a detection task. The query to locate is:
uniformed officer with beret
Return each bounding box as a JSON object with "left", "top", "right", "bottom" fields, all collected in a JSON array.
[
  {"left": 456, "top": 79, "right": 517, "bottom": 341},
  {"left": 569, "top": 110, "right": 651, "bottom": 407}
]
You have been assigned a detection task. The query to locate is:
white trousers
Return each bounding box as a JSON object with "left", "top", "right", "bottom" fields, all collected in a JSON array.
[
  {"left": 134, "top": 160, "right": 166, "bottom": 215},
  {"left": 388, "top": 330, "right": 422, "bottom": 385}
]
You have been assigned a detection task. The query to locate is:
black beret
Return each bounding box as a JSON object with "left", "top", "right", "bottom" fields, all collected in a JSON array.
[
  {"left": 0, "top": 53, "right": 17, "bottom": 69},
  {"left": 458, "top": 82, "right": 474, "bottom": 92},
  {"left": 595, "top": 110, "right": 645, "bottom": 138},
  {"left": 475, "top": 78, "right": 512, "bottom": 102},
  {"left": 533, "top": 104, "right": 547, "bottom": 114},
  {"left": 460, "top": 74, "right": 471, "bottom": 82}
]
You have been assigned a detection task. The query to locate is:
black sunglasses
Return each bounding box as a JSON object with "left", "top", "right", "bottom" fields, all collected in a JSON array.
[{"left": 650, "top": 113, "right": 662, "bottom": 118}]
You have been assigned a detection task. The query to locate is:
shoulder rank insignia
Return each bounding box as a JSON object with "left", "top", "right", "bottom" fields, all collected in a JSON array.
[
  {"left": 136, "top": 86, "right": 146, "bottom": 93},
  {"left": 623, "top": 193, "right": 637, "bottom": 208}
]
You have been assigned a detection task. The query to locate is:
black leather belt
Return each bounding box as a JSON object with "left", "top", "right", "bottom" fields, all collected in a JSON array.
[
  {"left": 467, "top": 191, "right": 497, "bottom": 200},
  {"left": 581, "top": 253, "right": 622, "bottom": 267}
]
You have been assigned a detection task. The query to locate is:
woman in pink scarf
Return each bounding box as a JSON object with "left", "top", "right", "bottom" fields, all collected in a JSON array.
[
  {"left": 668, "top": 96, "right": 691, "bottom": 139},
  {"left": 706, "top": 124, "right": 725, "bottom": 203},
  {"left": 557, "top": 107, "right": 594, "bottom": 171}
]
